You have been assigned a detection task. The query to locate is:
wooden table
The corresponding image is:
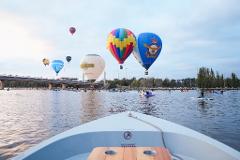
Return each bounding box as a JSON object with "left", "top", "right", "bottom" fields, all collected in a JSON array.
[{"left": 88, "top": 147, "right": 171, "bottom": 160}]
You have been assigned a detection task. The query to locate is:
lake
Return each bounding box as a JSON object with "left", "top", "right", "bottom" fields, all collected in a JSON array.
[{"left": 0, "top": 89, "right": 239, "bottom": 159}]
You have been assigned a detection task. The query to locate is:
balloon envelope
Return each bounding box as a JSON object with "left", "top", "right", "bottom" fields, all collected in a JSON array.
[
  {"left": 133, "top": 33, "right": 162, "bottom": 71},
  {"left": 80, "top": 54, "right": 105, "bottom": 81},
  {"left": 106, "top": 28, "right": 136, "bottom": 65},
  {"left": 51, "top": 60, "right": 64, "bottom": 75},
  {"left": 66, "top": 56, "right": 72, "bottom": 62},
  {"left": 42, "top": 58, "right": 50, "bottom": 66},
  {"left": 69, "top": 27, "right": 76, "bottom": 35}
]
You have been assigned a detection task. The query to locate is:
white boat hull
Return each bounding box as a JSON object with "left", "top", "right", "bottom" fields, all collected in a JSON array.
[{"left": 13, "top": 112, "right": 240, "bottom": 160}]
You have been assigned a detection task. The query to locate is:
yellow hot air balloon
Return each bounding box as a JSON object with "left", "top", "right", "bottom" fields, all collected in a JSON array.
[
  {"left": 42, "top": 58, "right": 50, "bottom": 66},
  {"left": 80, "top": 54, "right": 105, "bottom": 81}
]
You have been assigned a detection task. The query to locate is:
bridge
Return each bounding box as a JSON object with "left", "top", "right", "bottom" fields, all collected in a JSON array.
[{"left": 0, "top": 75, "right": 104, "bottom": 90}]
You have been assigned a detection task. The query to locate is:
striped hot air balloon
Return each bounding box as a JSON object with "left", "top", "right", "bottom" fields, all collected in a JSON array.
[{"left": 107, "top": 28, "right": 136, "bottom": 69}]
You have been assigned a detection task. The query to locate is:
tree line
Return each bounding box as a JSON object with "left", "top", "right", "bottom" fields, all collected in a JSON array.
[
  {"left": 107, "top": 67, "right": 240, "bottom": 89},
  {"left": 107, "top": 77, "right": 196, "bottom": 89},
  {"left": 197, "top": 67, "right": 239, "bottom": 88},
  {"left": 1, "top": 67, "right": 239, "bottom": 89}
]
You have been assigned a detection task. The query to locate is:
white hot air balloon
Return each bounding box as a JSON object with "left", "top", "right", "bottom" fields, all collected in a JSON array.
[{"left": 80, "top": 54, "right": 105, "bottom": 81}]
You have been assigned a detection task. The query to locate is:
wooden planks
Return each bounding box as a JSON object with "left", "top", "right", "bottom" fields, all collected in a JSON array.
[
  {"left": 88, "top": 147, "right": 171, "bottom": 160},
  {"left": 136, "top": 147, "right": 152, "bottom": 160},
  {"left": 124, "top": 147, "right": 137, "bottom": 160},
  {"left": 88, "top": 147, "right": 107, "bottom": 160},
  {"left": 105, "top": 147, "right": 124, "bottom": 160},
  {"left": 154, "top": 147, "right": 171, "bottom": 160}
]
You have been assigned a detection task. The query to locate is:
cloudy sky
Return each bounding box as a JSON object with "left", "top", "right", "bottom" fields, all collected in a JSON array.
[{"left": 0, "top": 0, "right": 239, "bottom": 80}]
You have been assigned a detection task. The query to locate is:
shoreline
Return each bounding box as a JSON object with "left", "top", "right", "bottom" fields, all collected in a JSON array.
[{"left": 1, "top": 87, "right": 239, "bottom": 91}]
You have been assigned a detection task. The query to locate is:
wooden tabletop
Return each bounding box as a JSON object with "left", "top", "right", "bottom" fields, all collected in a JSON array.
[{"left": 88, "top": 147, "right": 171, "bottom": 160}]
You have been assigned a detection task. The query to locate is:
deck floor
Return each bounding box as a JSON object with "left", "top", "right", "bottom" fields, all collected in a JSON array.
[{"left": 88, "top": 147, "right": 171, "bottom": 160}]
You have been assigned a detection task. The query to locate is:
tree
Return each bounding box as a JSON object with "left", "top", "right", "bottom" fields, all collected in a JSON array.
[
  {"left": 162, "top": 78, "right": 170, "bottom": 87},
  {"left": 130, "top": 80, "right": 140, "bottom": 88},
  {"left": 170, "top": 79, "right": 176, "bottom": 88},
  {"left": 154, "top": 79, "right": 163, "bottom": 87},
  {"left": 231, "top": 73, "right": 239, "bottom": 88}
]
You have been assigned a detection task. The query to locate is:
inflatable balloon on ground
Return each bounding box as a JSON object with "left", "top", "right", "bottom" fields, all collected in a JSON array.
[
  {"left": 80, "top": 54, "right": 105, "bottom": 82},
  {"left": 51, "top": 60, "right": 64, "bottom": 75},
  {"left": 66, "top": 56, "right": 72, "bottom": 63},
  {"left": 107, "top": 28, "right": 136, "bottom": 69},
  {"left": 42, "top": 58, "right": 50, "bottom": 66},
  {"left": 69, "top": 27, "right": 76, "bottom": 35},
  {"left": 133, "top": 32, "right": 162, "bottom": 75}
]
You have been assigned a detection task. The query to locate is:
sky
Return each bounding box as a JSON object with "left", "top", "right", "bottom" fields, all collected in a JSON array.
[{"left": 0, "top": 0, "right": 239, "bottom": 80}]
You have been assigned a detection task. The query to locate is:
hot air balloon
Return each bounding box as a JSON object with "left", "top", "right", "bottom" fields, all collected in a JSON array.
[
  {"left": 106, "top": 28, "right": 136, "bottom": 69},
  {"left": 69, "top": 27, "right": 76, "bottom": 35},
  {"left": 80, "top": 54, "right": 105, "bottom": 82},
  {"left": 42, "top": 58, "right": 50, "bottom": 66},
  {"left": 66, "top": 56, "right": 72, "bottom": 63},
  {"left": 133, "top": 33, "right": 162, "bottom": 75},
  {"left": 51, "top": 60, "right": 64, "bottom": 75}
]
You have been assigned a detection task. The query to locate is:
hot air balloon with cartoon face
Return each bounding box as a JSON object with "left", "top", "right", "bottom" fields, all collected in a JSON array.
[
  {"left": 80, "top": 54, "right": 105, "bottom": 82},
  {"left": 66, "top": 56, "right": 72, "bottom": 63},
  {"left": 69, "top": 27, "right": 76, "bottom": 35},
  {"left": 133, "top": 33, "right": 162, "bottom": 75},
  {"left": 42, "top": 58, "right": 50, "bottom": 66},
  {"left": 51, "top": 60, "right": 64, "bottom": 76},
  {"left": 107, "top": 28, "right": 136, "bottom": 69}
]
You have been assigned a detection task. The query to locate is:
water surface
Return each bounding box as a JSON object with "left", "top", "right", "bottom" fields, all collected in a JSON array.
[{"left": 0, "top": 90, "right": 239, "bottom": 159}]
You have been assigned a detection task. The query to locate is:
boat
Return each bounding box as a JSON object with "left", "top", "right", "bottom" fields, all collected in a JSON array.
[
  {"left": 140, "top": 90, "right": 155, "bottom": 97},
  {"left": 191, "top": 97, "right": 214, "bottom": 101},
  {"left": 197, "top": 97, "right": 214, "bottom": 101},
  {"left": 13, "top": 112, "right": 240, "bottom": 160}
]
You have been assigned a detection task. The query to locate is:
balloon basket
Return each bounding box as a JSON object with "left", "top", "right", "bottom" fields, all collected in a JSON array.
[
  {"left": 120, "top": 65, "right": 123, "bottom": 69},
  {"left": 145, "top": 70, "right": 148, "bottom": 75}
]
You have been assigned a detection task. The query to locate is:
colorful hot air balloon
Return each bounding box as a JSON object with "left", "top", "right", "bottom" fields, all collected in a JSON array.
[
  {"left": 51, "top": 60, "right": 64, "bottom": 75},
  {"left": 66, "top": 56, "right": 72, "bottom": 63},
  {"left": 69, "top": 27, "right": 76, "bottom": 35},
  {"left": 42, "top": 58, "right": 50, "bottom": 66},
  {"left": 133, "top": 33, "right": 162, "bottom": 75},
  {"left": 107, "top": 28, "right": 136, "bottom": 69},
  {"left": 80, "top": 54, "right": 105, "bottom": 81}
]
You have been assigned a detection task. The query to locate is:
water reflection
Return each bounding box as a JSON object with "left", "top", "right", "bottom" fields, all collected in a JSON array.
[
  {"left": 135, "top": 97, "right": 159, "bottom": 117},
  {"left": 197, "top": 100, "right": 210, "bottom": 113},
  {"left": 80, "top": 91, "right": 106, "bottom": 123}
]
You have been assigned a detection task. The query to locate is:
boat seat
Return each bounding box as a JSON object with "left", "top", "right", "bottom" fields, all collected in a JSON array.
[{"left": 88, "top": 147, "right": 171, "bottom": 160}]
